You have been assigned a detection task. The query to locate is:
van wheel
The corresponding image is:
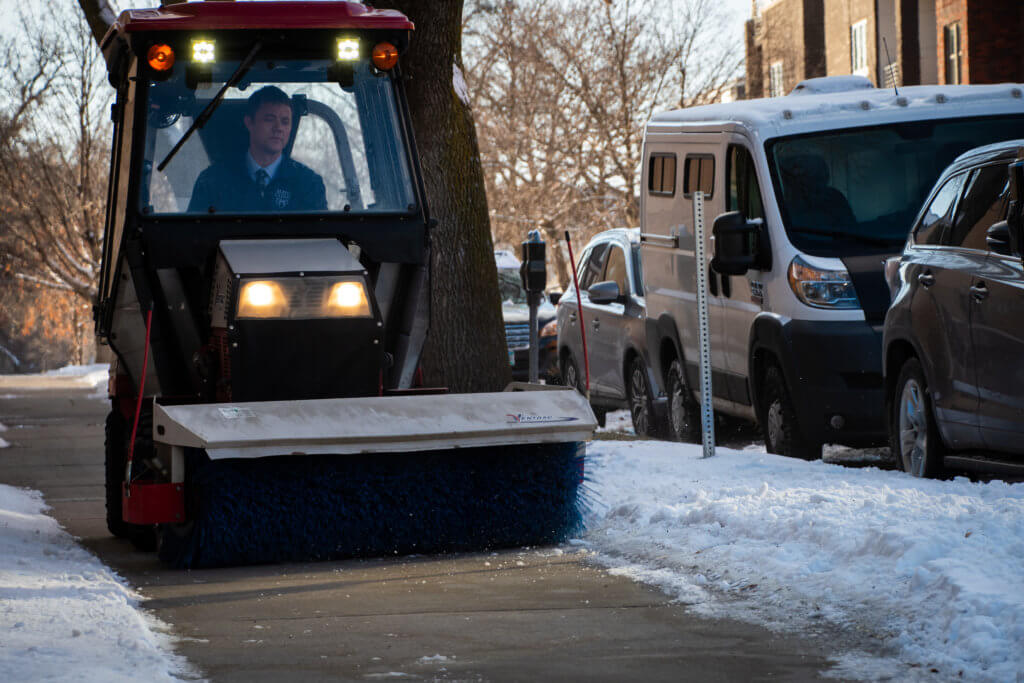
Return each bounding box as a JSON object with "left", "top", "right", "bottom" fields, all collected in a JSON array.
[
  {"left": 627, "top": 358, "right": 656, "bottom": 437},
  {"left": 667, "top": 360, "right": 700, "bottom": 443},
  {"left": 760, "top": 365, "right": 821, "bottom": 460},
  {"left": 891, "top": 358, "right": 944, "bottom": 478}
]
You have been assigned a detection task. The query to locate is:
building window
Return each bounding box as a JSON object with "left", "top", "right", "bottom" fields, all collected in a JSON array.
[
  {"left": 945, "top": 22, "right": 962, "bottom": 84},
  {"left": 850, "top": 20, "right": 868, "bottom": 75},
  {"left": 769, "top": 61, "right": 783, "bottom": 97}
]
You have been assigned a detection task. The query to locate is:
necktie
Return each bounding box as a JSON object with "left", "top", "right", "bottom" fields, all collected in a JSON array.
[{"left": 255, "top": 169, "right": 270, "bottom": 195}]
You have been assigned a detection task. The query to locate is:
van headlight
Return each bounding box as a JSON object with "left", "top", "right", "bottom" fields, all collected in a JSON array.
[
  {"left": 787, "top": 256, "right": 859, "bottom": 309},
  {"left": 236, "top": 278, "right": 372, "bottom": 320}
]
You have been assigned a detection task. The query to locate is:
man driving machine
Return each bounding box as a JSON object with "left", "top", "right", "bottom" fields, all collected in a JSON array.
[{"left": 188, "top": 85, "right": 327, "bottom": 213}]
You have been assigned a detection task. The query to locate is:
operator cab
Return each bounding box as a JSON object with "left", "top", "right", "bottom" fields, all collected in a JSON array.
[{"left": 96, "top": 2, "right": 430, "bottom": 404}]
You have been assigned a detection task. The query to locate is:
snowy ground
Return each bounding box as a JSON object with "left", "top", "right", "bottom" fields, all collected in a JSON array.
[
  {"left": 1, "top": 370, "right": 1021, "bottom": 681},
  {"left": 0, "top": 483, "right": 198, "bottom": 682},
  {"left": 582, "top": 422, "right": 1024, "bottom": 682}
]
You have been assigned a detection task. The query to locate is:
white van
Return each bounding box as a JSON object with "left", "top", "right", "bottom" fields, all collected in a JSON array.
[{"left": 640, "top": 77, "right": 1024, "bottom": 459}]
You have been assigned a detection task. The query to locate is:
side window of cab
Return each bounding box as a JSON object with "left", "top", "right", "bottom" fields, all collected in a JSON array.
[
  {"left": 727, "top": 145, "right": 765, "bottom": 221},
  {"left": 603, "top": 245, "right": 629, "bottom": 297},
  {"left": 914, "top": 172, "right": 966, "bottom": 246}
]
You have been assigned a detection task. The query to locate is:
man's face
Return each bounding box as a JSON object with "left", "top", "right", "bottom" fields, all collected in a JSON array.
[{"left": 244, "top": 102, "right": 292, "bottom": 160}]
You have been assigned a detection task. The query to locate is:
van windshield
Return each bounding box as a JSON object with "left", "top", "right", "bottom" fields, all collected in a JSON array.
[
  {"left": 140, "top": 58, "right": 415, "bottom": 216},
  {"left": 766, "top": 114, "right": 1024, "bottom": 255}
]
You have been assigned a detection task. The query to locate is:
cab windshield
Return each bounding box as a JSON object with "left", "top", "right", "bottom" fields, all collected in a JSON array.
[
  {"left": 766, "top": 114, "right": 1024, "bottom": 255},
  {"left": 140, "top": 57, "right": 415, "bottom": 215}
]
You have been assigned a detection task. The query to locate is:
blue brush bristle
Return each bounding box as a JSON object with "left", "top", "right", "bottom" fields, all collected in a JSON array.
[{"left": 158, "top": 442, "right": 588, "bottom": 568}]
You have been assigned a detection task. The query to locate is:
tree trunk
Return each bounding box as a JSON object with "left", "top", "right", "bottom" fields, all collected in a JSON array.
[
  {"left": 389, "top": 0, "right": 510, "bottom": 393},
  {"left": 79, "top": 0, "right": 511, "bottom": 393}
]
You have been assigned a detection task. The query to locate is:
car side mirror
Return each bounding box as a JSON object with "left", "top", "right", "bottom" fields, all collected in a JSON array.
[
  {"left": 711, "top": 211, "right": 760, "bottom": 276},
  {"left": 986, "top": 220, "right": 1013, "bottom": 256},
  {"left": 587, "top": 280, "right": 622, "bottom": 305},
  {"left": 549, "top": 291, "right": 562, "bottom": 306},
  {"left": 1007, "top": 158, "right": 1023, "bottom": 257}
]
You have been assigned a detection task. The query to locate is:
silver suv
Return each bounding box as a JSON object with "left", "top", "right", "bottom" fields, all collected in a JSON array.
[{"left": 556, "top": 229, "right": 665, "bottom": 435}]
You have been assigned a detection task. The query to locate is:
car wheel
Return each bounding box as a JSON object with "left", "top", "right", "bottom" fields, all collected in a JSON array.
[
  {"left": 666, "top": 359, "right": 700, "bottom": 443},
  {"left": 891, "top": 358, "right": 944, "bottom": 478},
  {"left": 760, "top": 364, "right": 821, "bottom": 460},
  {"left": 627, "top": 358, "right": 656, "bottom": 437},
  {"left": 562, "top": 354, "right": 582, "bottom": 395}
]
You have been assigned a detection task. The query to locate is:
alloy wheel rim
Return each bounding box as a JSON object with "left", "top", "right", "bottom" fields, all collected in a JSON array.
[
  {"left": 898, "top": 378, "right": 927, "bottom": 476},
  {"left": 767, "top": 399, "right": 784, "bottom": 450},
  {"left": 670, "top": 373, "right": 685, "bottom": 436},
  {"left": 630, "top": 367, "right": 649, "bottom": 435}
]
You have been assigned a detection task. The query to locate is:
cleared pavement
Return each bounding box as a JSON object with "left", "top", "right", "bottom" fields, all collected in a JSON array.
[{"left": 0, "top": 386, "right": 845, "bottom": 682}]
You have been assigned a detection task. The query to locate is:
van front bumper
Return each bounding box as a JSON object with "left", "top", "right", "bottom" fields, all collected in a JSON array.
[{"left": 768, "top": 319, "right": 888, "bottom": 447}]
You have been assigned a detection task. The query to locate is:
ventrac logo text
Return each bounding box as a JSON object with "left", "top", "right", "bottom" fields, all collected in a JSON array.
[{"left": 506, "top": 413, "right": 580, "bottom": 424}]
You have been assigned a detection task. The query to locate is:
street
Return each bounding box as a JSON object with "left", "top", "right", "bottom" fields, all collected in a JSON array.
[{"left": 0, "top": 385, "right": 842, "bottom": 682}]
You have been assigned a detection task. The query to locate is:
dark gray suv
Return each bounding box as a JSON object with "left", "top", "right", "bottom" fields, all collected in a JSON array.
[{"left": 883, "top": 141, "right": 1024, "bottom": 478}]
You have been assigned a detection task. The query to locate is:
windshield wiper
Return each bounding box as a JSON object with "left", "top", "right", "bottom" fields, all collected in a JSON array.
[
  {"left": 788, "top": 227, "right": 899, "bottom": 247},
  {"left": 157, "top": 41, "right": 264, "bottom": 172}
]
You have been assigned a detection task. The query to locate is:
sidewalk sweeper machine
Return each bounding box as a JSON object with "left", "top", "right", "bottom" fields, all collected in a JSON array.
[{"left": 93, "top": 0, "right": 595, "bottom": 568}]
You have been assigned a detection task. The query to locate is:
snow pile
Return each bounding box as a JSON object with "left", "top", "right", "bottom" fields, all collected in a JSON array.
[
  {"left": 0, "top": 363, "right": 109, "bottom": 392},
  {"left": 584, "top": 441, "right": 1024, "bottom": 682},
  {"left": 0, "top": 484, "right": 198, "bottom": 682}
]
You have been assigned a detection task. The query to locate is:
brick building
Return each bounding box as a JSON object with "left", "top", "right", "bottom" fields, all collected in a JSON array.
[
  {"left": 746, "top": 0, "right": 826, "bottom": 99},
  {"left": 746, "top": 0, "right": 1023, "bottom": 97}
]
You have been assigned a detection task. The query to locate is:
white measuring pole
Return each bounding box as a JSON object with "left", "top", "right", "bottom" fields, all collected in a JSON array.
[{"left": 692, "top": 191, "right": 716, "bottom": 458}]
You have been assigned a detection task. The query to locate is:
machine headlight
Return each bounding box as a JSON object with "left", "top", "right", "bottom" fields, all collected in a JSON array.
[
  {"left": 326, "top": 281, "right": 370, "bottom": 317},
  {"left": 236, "top": 278, "right": 372, "bottom": 320},
  {"left": 540, "top": 319, "right": 558, "bottom": 338},
  {"left": 787, "top": 255, "right": 860, "bottom": 309},
  {"left": 237, "top": 280, "right": 288, "bottom": 318}
]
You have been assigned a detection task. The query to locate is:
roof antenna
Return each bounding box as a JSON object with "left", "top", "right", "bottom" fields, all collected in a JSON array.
[{"left": 882, "top": 37, "right": 898, "bottom": 97}]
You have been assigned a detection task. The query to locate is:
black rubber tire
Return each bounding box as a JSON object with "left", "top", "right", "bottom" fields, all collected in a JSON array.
[
  {"left": 104, "top": 409, "right": 157, "bottom": 550},
  {"left": 890, "top": 358, "right": 944, "bottom": 478},
  {"left": 666, "top": 359, "right": 700, "bottom": 443},
  {"left": 760, "top": 365, "right": 821, "bottom": 460},
  {"left": 627, "top": 357, "right": 657, "bottom": 437},
  {"left": 562, "top": 354, "right": 583, "bottom": 395},
  {"left": 562, "top": 353, "right": 605, "bottom": 427}
]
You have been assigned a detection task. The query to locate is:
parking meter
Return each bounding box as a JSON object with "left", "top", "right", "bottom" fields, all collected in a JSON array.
[{"left": 521, "top": 231, "right": 546, "bottom": 383}]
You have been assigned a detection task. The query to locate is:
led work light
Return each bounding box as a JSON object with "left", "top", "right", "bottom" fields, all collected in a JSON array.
[
  {"left": 336, "top": 38, "right": 360, "bottom": 61},
  {"left": 191, "top": 39, "right": 216, "bottom": 64}
]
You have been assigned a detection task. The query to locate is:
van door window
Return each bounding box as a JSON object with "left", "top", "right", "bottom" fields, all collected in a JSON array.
[
  {"left": 603, "top": 246, "right": 629, "bottom": 296},
  {"left": 948, "top": 165, "right": 1010, "bottom": 251},
  {"left": 684, "top": 155, "right": 715, "bottom": 198},
  {"left": 648, "top": 154, "right": 677, "bottom": 196},
  {"left": 914, "top": 172, "right": 966, "bottom": 246},
  {"left": 579, "top": 243, "right": 609, "bottom": 290},
  {"left": 727, "top": 145, "right": 765, "bottom": 220}
]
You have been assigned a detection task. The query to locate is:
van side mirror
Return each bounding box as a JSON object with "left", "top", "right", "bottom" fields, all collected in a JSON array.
[
  {"left": 711, "top": 211, "right": 760, "bottom": 275},
  {"left": 986, "top": 220, "right": 1012, "bottom": 256},
  {"left": 588, "top": 280, "right": 622, "bottom": 305}
]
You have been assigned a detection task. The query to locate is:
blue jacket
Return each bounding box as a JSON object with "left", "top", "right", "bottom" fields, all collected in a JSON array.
[{"left": 187, "top": 157, "right": 327, "bottom": 213}]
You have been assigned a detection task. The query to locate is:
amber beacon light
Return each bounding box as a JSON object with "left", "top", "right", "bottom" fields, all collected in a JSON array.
[
  {"left": 372, "top": 42, "right": 399, "bottom": 70},
  {"left": 147, "top": 44, "right": 175, "bottom": 72}
]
